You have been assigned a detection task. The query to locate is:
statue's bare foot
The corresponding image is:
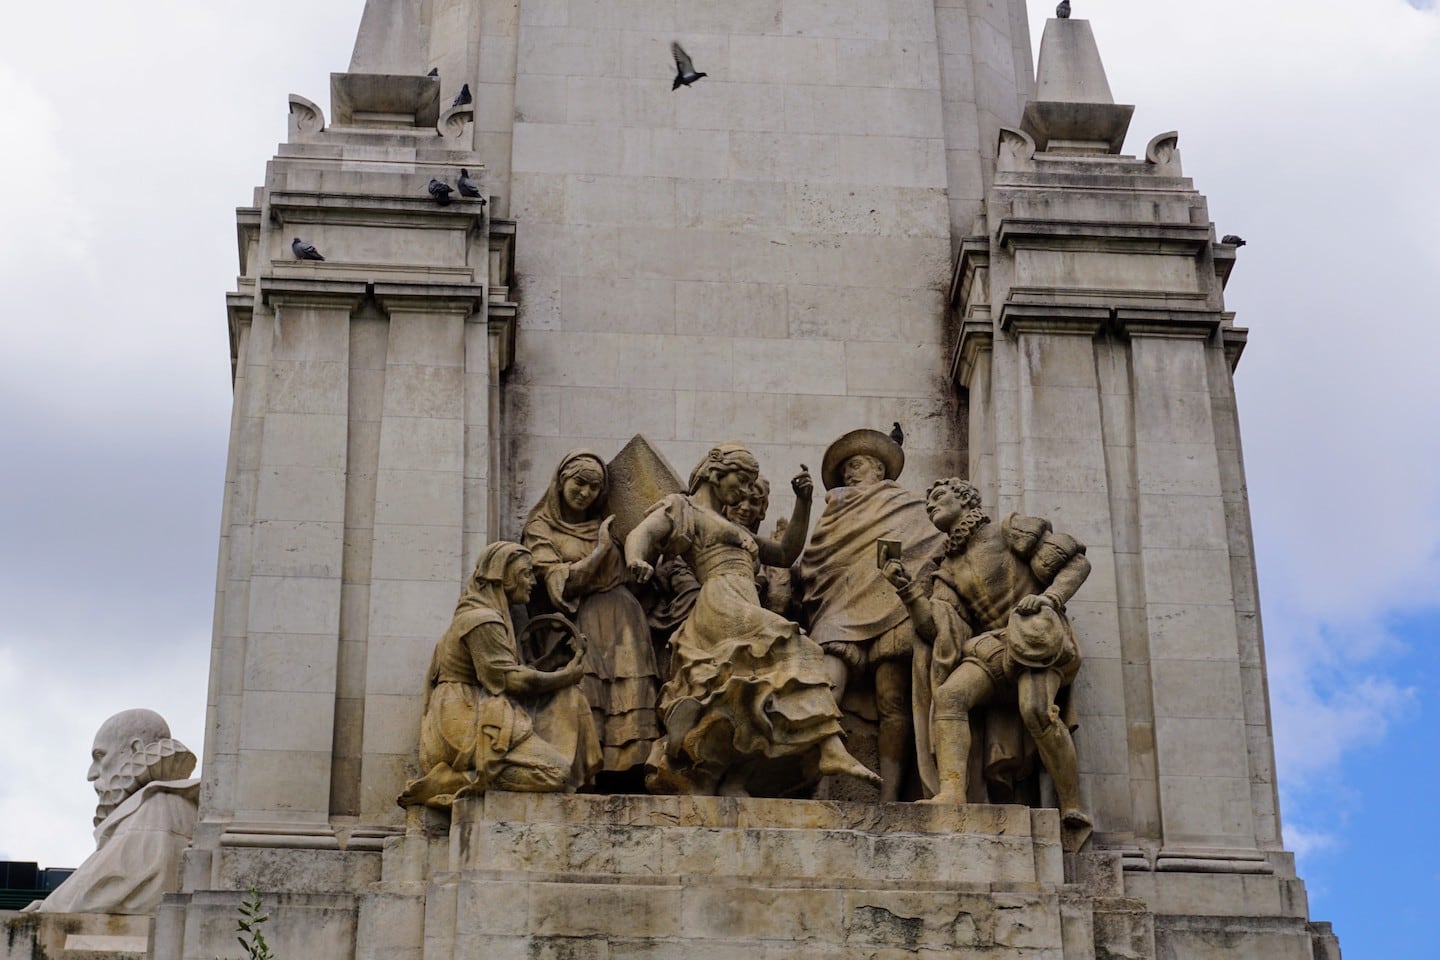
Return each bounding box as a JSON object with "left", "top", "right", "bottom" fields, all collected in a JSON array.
[
  {"left": 817, "top": 736, "right": 883, "bottom": 788},
  {"left": 398, "top": 764, "right": 468, "bottom": 808},
  {"left": 918, "top": 788, "right": 965, "bottom": 805}
]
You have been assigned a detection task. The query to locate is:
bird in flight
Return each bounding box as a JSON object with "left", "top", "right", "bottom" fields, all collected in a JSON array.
[
  {"left": 292, "top": 237, "right": 324, "bottom": 261},
  {"left": 671, "top": 42, "right": 707, "bottom": 90}
]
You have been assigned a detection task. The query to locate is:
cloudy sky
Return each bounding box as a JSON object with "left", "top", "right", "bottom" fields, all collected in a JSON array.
[{"left": 1, "top": 1, "right": 1436, "bottom": 954}]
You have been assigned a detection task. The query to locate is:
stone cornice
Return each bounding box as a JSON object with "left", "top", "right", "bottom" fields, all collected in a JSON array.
[
  {"left": 998, "top": 301, "right": 1110, "bottom": 337},
  {"left": 374, "top": 281, "right": 486, "bottom": 318},
  {"left": 260, "top": 276, "right": 369, "bottom": 309},
  {"left": 1223, "top": 325, "right": 1248, "bottom": 371},
  {"left": 948, "top": 235, "right": 990, "bottom": 310},
  {"left": 267, "top": 191, "right": 487, "bottom": 232},
  {"left": 236, "top": 208, "right": 261, "bottom": 276},
  {"left": 1112, "top": 306, "right": 1222, "bottom": 339},
  {"left": 951, "top": 319, "right": 995, "bottom": 389},
  {"left": 996, "top": 218, "right": 1212, "bottom": 254}
]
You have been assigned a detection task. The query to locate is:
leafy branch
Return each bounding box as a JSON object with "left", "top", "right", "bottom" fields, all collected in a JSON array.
[{"left": 216, "top": 887, "right": 274, "bottom": 960}]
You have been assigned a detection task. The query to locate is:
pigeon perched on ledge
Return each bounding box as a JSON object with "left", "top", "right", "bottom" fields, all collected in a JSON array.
[
  {"left": 457, "top": 169, "right": 482, "bottom": 199},
  {"left": 1221, "top": 234, "right": 1247, "bottom": 247},
  {"left": 1057, "top": 1, "right": 1071, "bottom": 18},
  {"left": 451, "top": 83, "right": 472, "bottom": 107},
  {"left": 890, "top": 422, "right": 905, "bottom": 447},
  {"left": 429, "top": 179, "right": 454, "bottom": 206},
  {"left": 291, "top": 237, "right": 324, "bottom": 261}
]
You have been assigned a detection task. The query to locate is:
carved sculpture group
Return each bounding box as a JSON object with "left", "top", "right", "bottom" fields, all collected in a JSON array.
[{"left": 401, "top": 429, "right": 1091, "bottom": 829}]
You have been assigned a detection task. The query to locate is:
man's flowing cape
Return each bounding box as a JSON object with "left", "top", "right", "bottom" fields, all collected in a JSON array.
[{"left": 798, "top": 480, "right": 945, "bottom": 644}]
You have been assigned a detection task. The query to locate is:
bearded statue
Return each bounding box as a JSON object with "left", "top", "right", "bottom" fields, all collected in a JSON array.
[{"left": 27, "top": 709, "right": 200, "bottom": 915}]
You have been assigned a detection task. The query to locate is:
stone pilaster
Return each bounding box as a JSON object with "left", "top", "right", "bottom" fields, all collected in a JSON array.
[
  {"left": 357, "top": 286, "right": 482, "bottom": 822},
  {"left": 946, "top": 17, "right": 1326, "bottom": 955}
]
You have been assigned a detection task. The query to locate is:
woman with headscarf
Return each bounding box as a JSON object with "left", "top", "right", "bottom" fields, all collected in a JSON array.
[
  {"left": 523, "top": 450, "right": 660, "bottom": 785},
  {"left": 398, "top": 541, "right": 601, "bottom": 808},
  {"left": 625, "top": 442, "right": 881, "bottom": 797}
]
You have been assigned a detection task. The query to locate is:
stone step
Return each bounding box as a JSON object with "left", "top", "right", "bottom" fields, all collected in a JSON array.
[{"left": 444, "top": 876, "right": 1068, "bottom": 957}]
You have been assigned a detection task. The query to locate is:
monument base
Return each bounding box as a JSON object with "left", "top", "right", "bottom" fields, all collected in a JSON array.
[
  {"left": 153, "top": 793, "right": 1338, "bottom": 960},
  {"left": 1, "top": 911, "right": 151, "bottom": 960}
]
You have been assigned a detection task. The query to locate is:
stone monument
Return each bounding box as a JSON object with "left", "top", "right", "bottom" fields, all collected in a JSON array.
[
  {"left": 124, "top": 3, "right": 1341, "bottom": 960},
  {"left": 2, "top": 711, "right": 198, "bottom": 960}
]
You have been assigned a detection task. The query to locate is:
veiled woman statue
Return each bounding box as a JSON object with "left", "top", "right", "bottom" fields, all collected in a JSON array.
[
  {"left": 523, "top": 450, "right": 661, "bottom": 786},
  {"left": 398, "top": 542, "right": 602, "bottom": 808},
  {"left": 625, "top": 442, "right": 881, "bottom": 797}
]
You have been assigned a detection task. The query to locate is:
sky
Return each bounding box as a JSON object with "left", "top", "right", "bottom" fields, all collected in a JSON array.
[{"left": 0, "top": 1, "right": 1436, "bottom": 955}]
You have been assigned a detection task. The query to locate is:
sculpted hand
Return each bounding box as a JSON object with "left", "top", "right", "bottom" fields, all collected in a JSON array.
[
  {"left": 628, "top": 559, "right": 655, "bottom": 584},
  {"left": 882, "top": 559, "right": 911, "bottom": 591},
  {"left": 1014, "top": 593, "right": 1053, "bottom": 616},
  {"left": 792, "top": 466, "right": 814, "bottom": 503}
]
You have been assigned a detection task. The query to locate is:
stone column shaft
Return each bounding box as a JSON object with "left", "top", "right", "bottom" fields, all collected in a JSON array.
[
  {"left": 1128, "top": 329, "right": 1254, "bottom": 851},
  {"left": 234, "top": 287, "right": 362, "bottom": 824},
  {"left": 357, "top": 293, "right": 480, "bottom": 821},
  {"left": 1004, "top": 313, "right": 1131, "bottom": 837}
]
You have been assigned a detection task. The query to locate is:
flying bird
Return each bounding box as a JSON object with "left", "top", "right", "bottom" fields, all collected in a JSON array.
[
  {"left": 426, "top": 67, "right": 439, "bottom": 78},
  {"left": 890, "top": 422, "right": 905, "bottom": 447},
  {"left": 1056, "top": 1, "right": 1071, "bottom": 18},
  {"left": 451, "top": 83, "right": 472, "bottom": 107},
  {"left": 457, "top": 168, "right": 482, "bottom": 199},
  {"left": 670, "top": 42, "right": 707, "bottom": 90},
  {"left": 291, "top": 237, "right": 324, "bottom": 261},
  {"left": 1221, "top": 234, "right": 1247, "bottom": 247},
  {"left": 428, "top": 179, "right": 454, "bottom": 206}
]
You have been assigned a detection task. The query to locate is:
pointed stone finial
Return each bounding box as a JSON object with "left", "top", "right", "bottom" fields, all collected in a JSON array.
[
  {"left": 1034, "top": 17, "right": 1114, "bottom": 104},
  {"left": 1019, "top": 17, "right": 1134, "bottom": 154},
  {"left": 349, "top": 0, "right": 426, "bottom": 76}
]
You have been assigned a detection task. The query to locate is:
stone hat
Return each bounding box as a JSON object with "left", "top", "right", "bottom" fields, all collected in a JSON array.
[{"left": 820, "top": 428, "right": 905, "bottom": 490}]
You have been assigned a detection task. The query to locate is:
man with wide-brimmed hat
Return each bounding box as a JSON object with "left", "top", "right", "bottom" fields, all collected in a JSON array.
[{"left": 796, "top": 428, "right": 945, "bottom": 801}]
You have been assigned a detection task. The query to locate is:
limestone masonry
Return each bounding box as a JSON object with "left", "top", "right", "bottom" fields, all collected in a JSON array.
[{"left": 1, "top": 1, "right": 1343, "bottom": 958}]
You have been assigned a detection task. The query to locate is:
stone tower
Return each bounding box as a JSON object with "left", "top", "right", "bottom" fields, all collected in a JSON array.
[{"left": 141, "top": 3, "right": 1340, "bottom": 960}]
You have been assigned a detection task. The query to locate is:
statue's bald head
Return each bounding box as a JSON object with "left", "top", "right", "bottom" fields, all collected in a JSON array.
[
  {"left": 93, "top": 709, "right": 171, "bottom": 756},
  {"left": 88, "top": 709, "right": 177, "bottom": 821}
]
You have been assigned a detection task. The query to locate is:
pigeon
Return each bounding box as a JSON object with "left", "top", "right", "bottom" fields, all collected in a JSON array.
[
  {"left": 1056, "top": 1, "right": 1071, "bottom": 19},
  {"left": 670, "top": 42, "right": 707, "bottom": 90},
  {"left": 291, "top": 237, "right": 324, "bottom": 261},
  {"left": 429, "top": 179, "right": 454, "bottom": 206},
  {"left": 457, "top": 168, "right": 482, "bottom": 199},
  {"left": 451, "top": 83, "right": 472, "bottom": 108},
  {"left": 1221, "top": 234, "right": 1247, "bottom": 247},
  {"left": 426, "top": 67, "right": 439, "bottom": 78},
  {"left": 890, "top": 422, "right": 905, "bottom": 447}
]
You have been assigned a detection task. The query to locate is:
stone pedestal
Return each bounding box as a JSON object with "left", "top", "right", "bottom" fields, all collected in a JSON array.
[
  {"left": 1, "top": 912, "right": 151, "bottom": 960},
  {"left": 154, "top": 792, "right": 1338, "bottom": 960}
]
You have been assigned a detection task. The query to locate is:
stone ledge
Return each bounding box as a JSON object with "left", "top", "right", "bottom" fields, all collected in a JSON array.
[{"left": 467, "top": 791, "right": 1050, "bottom": 835}]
